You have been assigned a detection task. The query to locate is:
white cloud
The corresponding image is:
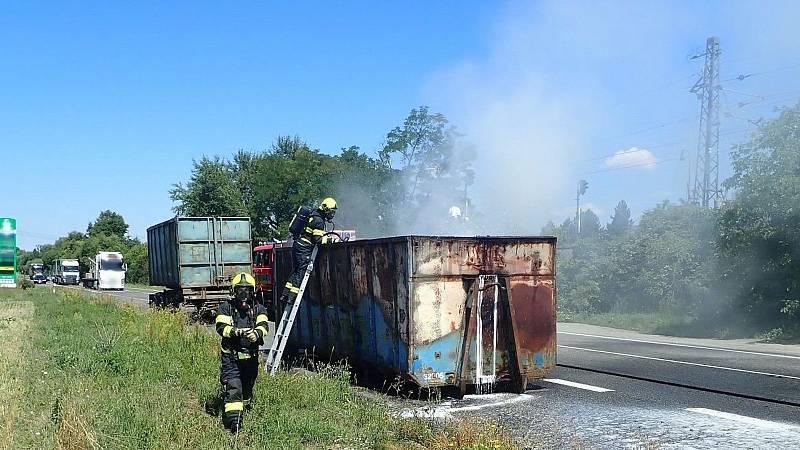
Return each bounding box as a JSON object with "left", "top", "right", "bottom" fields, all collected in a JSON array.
[{"left": 603, "top": 147, "right": 659, "bottom": 170}]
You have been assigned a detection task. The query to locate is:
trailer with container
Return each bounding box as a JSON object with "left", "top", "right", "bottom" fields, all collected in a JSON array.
[{"left": 147, "top": 217, "right": 252, "bottom": 319}]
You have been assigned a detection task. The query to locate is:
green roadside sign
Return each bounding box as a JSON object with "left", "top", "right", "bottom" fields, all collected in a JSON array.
[{"left": 0, "top": 218, "right": 17, "bottom": 288}]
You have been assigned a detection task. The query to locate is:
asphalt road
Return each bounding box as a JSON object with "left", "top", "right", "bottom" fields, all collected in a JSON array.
[
  {"left": 557, "top": 322, "right": 800, "bottom": 405},
  {"left": 399, "top": 323, "right": 800, "bottom": 447},
  {"left": 45, "top": 282, "right": 155, "bottom": 308}
]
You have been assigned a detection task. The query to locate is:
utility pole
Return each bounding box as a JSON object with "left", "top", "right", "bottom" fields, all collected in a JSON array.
[
  {"left": 576, "top": 179, "right": 588, "bottom": 236},
  {"left": 690, "top": 36, "right": 721, "bottom": 208}
]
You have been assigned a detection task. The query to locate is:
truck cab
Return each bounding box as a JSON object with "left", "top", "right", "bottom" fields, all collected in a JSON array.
[
  {"left": 55, "top": 259, "right": 81, "bottom": 285},
  {"left": 253, "top": 243, "right": 276, "bottom": 308},
  {"left": 84, "top": 252, "right": 126, "bottom": 290}
]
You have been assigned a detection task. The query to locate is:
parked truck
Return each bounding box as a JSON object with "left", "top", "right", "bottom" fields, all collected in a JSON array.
[
  {"left": 29, "top": 262, "right": 47, "bottom": 284},
  {"left": 272, "top": 235, "right": 557, "bottom": 396},
  {"left": 82, "top": 252, "right": 126, "bottom": 290},
  {"left": 53, "top": 259, "right": 81, "bottom": 285},
  {"left": 147, "top": 217, "right": 252, "bottom": 318}
]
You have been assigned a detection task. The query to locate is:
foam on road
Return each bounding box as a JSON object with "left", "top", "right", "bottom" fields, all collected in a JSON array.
[{"left": 542, "top": 378, "right": 614, "bottom": 392}]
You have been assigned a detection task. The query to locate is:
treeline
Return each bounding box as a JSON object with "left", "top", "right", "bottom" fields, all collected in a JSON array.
[
  {"left": 553, "top": 103, "right": 800, "bottom": 340},
  {"left": 170, "top": 106, "right": 475, "bottom": 240},
  {"left": 17, "top": 211, "right": 149, "bottom": 284}
]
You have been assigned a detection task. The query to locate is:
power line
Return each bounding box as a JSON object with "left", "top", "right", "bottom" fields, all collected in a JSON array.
[
  {"left": 593, "top": 117, "right": 695, "bottom": 143},
  {"left": 722, "top": 62, "right": 800, "bottom": 83},
  {"left": 585, "top": 157, "right": 678, "bottom": 175},
  {"left": 605, "top": 73, "right": 698, "bottom": 111}
]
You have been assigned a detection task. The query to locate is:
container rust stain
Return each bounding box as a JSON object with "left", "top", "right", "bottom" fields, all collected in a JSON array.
[{"left": 509, "top": 280, "right": 556, "bottom": 375}]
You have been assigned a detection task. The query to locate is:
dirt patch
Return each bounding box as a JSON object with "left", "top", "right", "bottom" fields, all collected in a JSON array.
[{"left": 0, "top": 300, "right": 34, "bottom": 450}]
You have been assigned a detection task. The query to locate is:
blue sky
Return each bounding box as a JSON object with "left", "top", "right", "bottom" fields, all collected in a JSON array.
[{"left": 3, "top": 1, "right": 800, "bottom": 248}]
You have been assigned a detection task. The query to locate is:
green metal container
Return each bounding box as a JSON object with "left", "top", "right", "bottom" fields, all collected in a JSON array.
[{"left": 147, "top": 217, "right": 252, "bottom": 290}]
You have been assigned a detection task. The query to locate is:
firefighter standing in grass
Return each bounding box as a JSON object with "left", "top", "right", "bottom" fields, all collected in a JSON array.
[
  {"left": 215, "top": 272, "right": 269, "bottom": 432},
  {"left": 279, "top": 197, "right": 337, "bottom": 306}
]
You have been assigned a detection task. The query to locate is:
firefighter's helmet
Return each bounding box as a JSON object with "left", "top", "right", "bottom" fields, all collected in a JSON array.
[
  {"left": 231, "top": 272, "right": 256, "bottom": 305},
  {"left": 319, "top": 197, "right": 337, "bottom": 220}
]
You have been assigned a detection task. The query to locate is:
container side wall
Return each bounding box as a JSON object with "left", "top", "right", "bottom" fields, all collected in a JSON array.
[
  {"left": 407, "top": 237, "right": 557, "bottom": 387},
  {"left": 274, "top": 236, "right": 555, "bottom": 389},
  {"left": 147, "top": 217, "right": 180, "bottom": 289},
  {"left": 274, "top": 238, "right": 411, "bottom": 376}
]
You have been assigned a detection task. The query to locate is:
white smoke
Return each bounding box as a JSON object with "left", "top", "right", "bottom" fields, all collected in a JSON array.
[{"left": 420, "top": 0, "right": 800, "bottom": 235}]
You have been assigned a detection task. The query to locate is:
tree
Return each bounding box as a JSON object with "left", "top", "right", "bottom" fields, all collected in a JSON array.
[
  {"left": 718, "top": 103, "right": 800, "bottom": 330},
  {"left": 607, "top": 200, "right": 633, "bottom": 237},
  {"left": 169, "top": 136, "right": 399, "bottom": 240},
  {"left": 579, "top": 209, "right": 601, "bottom": 238},
  {"left": 379, "top": 106, "right": 475, "bottom": 232},
  {"left": 124, "top": 242, "right": 149, "bottom": 285},
  {"left": 329, "top": 146, "right": 399, "bottom": 237},
  {"left": 613, "top": 202, "right": 717, "bottom": 313},
  {"left": 87, "top": 210, "right": 128, "bottom": 238},
  {"left": 170, "top": 157, "right": 245, "bottom": 217},
  {"left": 248, "top": 137, "right": 343, "bottom": 238}
]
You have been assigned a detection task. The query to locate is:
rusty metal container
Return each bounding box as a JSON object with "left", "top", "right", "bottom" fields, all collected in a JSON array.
[{"left": 273, "top": 236, "right": 556, "bottom": 394}]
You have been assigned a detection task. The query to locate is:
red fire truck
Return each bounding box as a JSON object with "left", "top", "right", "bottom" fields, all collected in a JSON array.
[
  {"left": 252, "top": 231, "right": 356, "bottom": 316},
  {"left": 253, "top": 242, "right": 277, "bottom": 308}
]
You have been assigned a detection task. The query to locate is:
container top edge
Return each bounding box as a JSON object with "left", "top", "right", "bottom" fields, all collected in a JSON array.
[{"left": 147, "top": 216, "right": 252, "bottom": 232}]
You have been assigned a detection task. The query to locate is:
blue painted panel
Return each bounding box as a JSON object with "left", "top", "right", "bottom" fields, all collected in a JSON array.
[{"left": 411, "top": 330, "right": 462, "bottom": 375}]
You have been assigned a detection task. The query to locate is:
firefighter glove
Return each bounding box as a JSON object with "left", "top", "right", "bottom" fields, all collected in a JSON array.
[{"left": 244, "top": 329, "right": 259, "bottom": 343}]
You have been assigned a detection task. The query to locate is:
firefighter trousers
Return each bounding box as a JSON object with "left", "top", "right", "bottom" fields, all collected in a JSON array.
[
  {"left": 280, "top": 242, "right": 314, "bottom": 304},
  {"left": 220, "top": 351, "right": 259, "bottom": 431}
]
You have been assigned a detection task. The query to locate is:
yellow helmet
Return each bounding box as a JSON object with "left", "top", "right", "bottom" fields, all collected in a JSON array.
[
  {"left": 320, "top": 197, "right": 337, "bottom": 211},
  {"left": 319, "top": 197, "right": 337, "bottom": 220},
  {"left": 231, "top": 272, "right": 256, "bottom": 288}
]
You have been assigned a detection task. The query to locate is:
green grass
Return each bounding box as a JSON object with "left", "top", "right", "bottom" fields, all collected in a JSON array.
[
  {"left": 562, "top": 310, "right": 800, "bottom": 343},
  {"left": 2, "top": 288, "right": 516, "bottom": 450},
  {"left": 561, "top": 311, "right": 702, "bottom": 336}
]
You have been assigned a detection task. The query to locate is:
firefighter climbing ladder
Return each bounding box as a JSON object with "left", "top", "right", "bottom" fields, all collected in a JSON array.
[{"left": 264, "top": 245, "right": 319, "bottom": 374}]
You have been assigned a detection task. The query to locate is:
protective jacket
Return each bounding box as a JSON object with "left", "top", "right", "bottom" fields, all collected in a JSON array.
[
  {"left": 215, "top": 301, "right": 269, "bottom": 355},
  {"left": 296, "top": 210, "right": 327, "bottom": 247}
]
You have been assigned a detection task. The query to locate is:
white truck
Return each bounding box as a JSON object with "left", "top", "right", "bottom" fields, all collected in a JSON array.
[
  {"left": 82, "top": 252, "right": 126, "bottom": 290},
  {"left": 53, "top": 259, "right": 81, "bottom": 285}
]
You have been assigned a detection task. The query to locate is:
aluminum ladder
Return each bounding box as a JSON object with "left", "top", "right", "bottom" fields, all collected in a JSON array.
[{"left": 264, "top": 245, "right": 319, "bottom": 374}]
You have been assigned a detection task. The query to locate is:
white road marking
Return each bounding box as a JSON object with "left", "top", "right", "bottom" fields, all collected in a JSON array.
[
  {"left": 399, "top": 394, "right": 533, "bottom": 418},
  {"left": 542, "top": 378, "right": 614, "bottom": 392},
  {"left": 560, "top": 345, "right": 800, "bottom": 380},
  {"left": 559, "top": 331, "right": 800, "bottom": 360},
  {"left": 686, "top": 408, "right": 799, "bottom": 431}
]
